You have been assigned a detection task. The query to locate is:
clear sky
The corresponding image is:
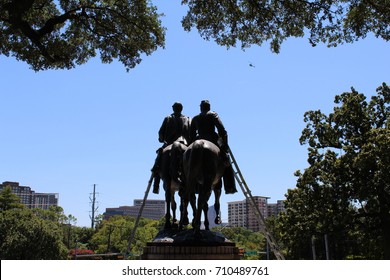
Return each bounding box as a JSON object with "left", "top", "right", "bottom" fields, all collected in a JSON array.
[{"left": 1, "top": 2, "right": 389, "bottom": 227}]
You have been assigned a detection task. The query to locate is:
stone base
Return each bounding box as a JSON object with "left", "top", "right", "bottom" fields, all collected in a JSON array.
[
  {"left": 141, "top": 243, "right": 240, "bottom": 260},
  {"left": 141, "top": 229, "right": 240, "bottom": 260}
]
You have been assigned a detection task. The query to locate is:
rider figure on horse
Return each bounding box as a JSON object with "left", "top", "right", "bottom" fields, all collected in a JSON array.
[
  {"left": 190, "top": 100, "right": 237, "bottom": 194},
  {"left": 152, "top": 102, "right": 190, "bottom": 194}
]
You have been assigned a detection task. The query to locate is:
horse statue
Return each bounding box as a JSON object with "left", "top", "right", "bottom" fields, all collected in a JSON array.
[
  {"left": 169, "top": 141, "right": 196, "bottom": 229},
  {"left": 156, "top": 140, "right": 195, "bottom": 229},
  {"left": 182, "top": 139, "right": 226, "bottom": 236}
]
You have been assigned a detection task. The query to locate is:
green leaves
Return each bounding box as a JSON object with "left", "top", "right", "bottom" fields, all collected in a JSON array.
[
  {"left": 280, "top": 83, "right": 390, "bottom": 259},
  {"left": 181, "top": 1, "right": 390, "bottom": 52},
  {"left": 0, "top": 208, "right": 68, "bottom": 259},
  {"left": 0, "top": 0, "right": 165, "bottom": 71}
]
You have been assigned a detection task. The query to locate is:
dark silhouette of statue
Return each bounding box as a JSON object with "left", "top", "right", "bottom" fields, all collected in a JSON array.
[
  {"left": 152, "top": 102, "right": 190, "bottom": 193},
  {"left": 190, "top": 100, "right": 237, "bottom": 194}
]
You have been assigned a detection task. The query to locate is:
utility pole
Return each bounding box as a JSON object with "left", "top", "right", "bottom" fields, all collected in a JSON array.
[{"left": 89, "top": 184, "right": 98, "bottom": 229}]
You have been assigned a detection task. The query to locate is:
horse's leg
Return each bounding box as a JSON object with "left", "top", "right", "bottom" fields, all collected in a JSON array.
[
  {"left": 203, "top": 200, "right": 209, "bottom": 230},
  {"left": 204, "top": 188, "right": 213, "bottom": 230},
  {"left": 179, "top": 192, "right": 189, "bottom": 229},
  {"left": 194, "top": 194, "right": 203, "bottom": 238},
  {"left": 214, "top": 181, "right": 222, "bottom": 224},
  {"left": 171, "top": 191, "right": 178, "bottom": 227},
  {"left": 164, "top": 183, "right": 172, "bottom": 229},
  {"left": 190, "top": 192, "right": 196, "bottom": 227},
  {"left": 194, "top": 189, "right": 212, "bottom": 237}
]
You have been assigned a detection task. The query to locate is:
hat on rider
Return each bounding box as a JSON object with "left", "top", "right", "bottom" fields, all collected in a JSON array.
[
  {"left": 172, "top": 102, "right": 183, "bottom": 112},
  {"left": 200, "top": 100, "right": 210, "bottom": 111}
]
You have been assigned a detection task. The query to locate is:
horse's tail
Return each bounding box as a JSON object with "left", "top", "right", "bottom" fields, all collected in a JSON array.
[
  {"left": 186, "top": 140, "right": 204, "bottom": 194},
  {"left": 169, "top": 142, "right": 186, "bottom": 186}
]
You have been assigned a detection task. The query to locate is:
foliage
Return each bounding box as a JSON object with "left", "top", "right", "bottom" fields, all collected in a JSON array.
[
  {"left": 89, "top": 215, "right": 160, "bottom": 257},
  {"left": 212, "top": 226, "right": 266, "bottom": 259},
  {"left": 0, "top": 186, "right": 24, "bottom": 211},
  {"left": 278, "top": 83, "right": 390, "bottom": 259},
  {"left": 0, "top": 208, "right": 68, "bottom": 259},
  {"left": 62, "top": 224, "right": 95, "bottom": 250},
  {"left": 2, "top": 1, "right": 389, "bottom": 71},
  {"left": 0, "top": 0, "right": 165, "bottom": 71},
  {"left": 181, "top": 0, "right": 390, "bottom": 53},
  {"left": 32, "top": 205, "right": 68, "bottom": 223}
]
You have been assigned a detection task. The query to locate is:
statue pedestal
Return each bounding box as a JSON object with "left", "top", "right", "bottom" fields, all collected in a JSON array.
[{"left": 141, "top": 229, "right": 240, "bottom": 260}]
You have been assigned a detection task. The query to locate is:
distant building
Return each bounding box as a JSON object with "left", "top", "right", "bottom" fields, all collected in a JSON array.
[
  {"left": 103, "top": 199, "right": 165, "bottom": 221},
  {"left": 202, "top": 205, "right": 229, "bottom": 229},
  {"left": 228, "top": 199, "right": 247, "bottom": 228},
  {"left": 0, "top": 181, "right": 59, "bottom": 210},
  {"left": 228, "top": 196, "right": 285, "bottom": 231},
  {"left": 267, "top": 200, "right": 285, "bottom": 217}
]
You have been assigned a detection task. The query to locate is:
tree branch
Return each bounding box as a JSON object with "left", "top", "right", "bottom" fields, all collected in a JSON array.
[{"left": 37, "top": 7, "right": 82, "bottom": 37}]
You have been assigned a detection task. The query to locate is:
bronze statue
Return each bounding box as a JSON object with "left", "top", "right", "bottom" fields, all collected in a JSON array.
[
  {"left": 152, "top": 102, "right": 190, "bottom": 194},
  {"left": 151, "top": 102, "right": 195, "bottom": 229},
  {"left": 157, "top": 140, "right": 195, "bottom": 229},
  {"left": 190, "top": 100, "right": 237, "bottom": 194},
  {"left": 181, "top": 139, "right": 224, "bottom": 236},
  {"left": 152, "top": 101, "right": 236, "bottom": 233},
  {"left": 190, "top": 100, "right": 227, "bottom": 154},
  {"left": 159, "top": 102, "right": 190, "bottom": 146}
]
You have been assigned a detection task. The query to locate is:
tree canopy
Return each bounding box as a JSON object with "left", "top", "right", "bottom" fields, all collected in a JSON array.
[
  {"left": 1, "top": 1, "right": 388, "bottom": 70},
  {"left": 0, "top": 0, "right": 165, "bottom": 71},
  {"left": 182, "top": 0, "right": 390, "bottom": 53},
  {"left": 212, "top": 226, "right": 266, "bottom": 259},
  {"left": 89, "top": 215, "right": 159, "bottom": 256},
  {"left": 0, "top": 208, "right": 68, "bottom": 259},
  {"left": 278, "top": 83, "right": 390, "bottom": 259}
]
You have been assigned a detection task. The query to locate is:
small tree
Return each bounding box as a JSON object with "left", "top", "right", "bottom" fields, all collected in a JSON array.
[{"left": 0, "top": 186, "right": 24, "bottom": 211}]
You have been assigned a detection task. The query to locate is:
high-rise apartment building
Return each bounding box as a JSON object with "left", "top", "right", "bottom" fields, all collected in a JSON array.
[
  {"left": 0, "top": 181, "right": 59, "bottom": 210},
  {"left": 228, "top": 196, "right": 285, "bottom": 231},
  {"left": 228, "top": 199, "right": 247, "bottom": 228},
  {"left": 267, "top": 200, "right": 286, "bottom": 217}
]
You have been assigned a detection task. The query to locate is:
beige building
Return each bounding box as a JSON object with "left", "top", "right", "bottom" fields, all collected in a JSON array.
[
  {"left": 0, "top": 181, "right": 58, "bottom": 210},
  {"left": 228, "top": 196, "right": 285, "bottom": 231},
  {"left": 103, "top": 199, "right": 165, "bottom": 221}
]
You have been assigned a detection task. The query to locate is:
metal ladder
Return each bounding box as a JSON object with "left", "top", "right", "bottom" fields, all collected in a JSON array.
[
  {"left": 126, "top": 172, "right": 154, "bottom": 256},
  {"left": 228, "top": 147, "right": 285, "bottom": 260}
]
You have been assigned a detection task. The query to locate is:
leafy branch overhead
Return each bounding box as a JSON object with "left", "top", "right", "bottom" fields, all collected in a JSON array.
[
  {"left": 0, "top": 1, "right": 389, "bottom": 70},
  {"left": 0, "top": 0, "right": 165, "bottom": 71},
  {"left": 182, "top": 0, "right": 390, "bottom": 53}
]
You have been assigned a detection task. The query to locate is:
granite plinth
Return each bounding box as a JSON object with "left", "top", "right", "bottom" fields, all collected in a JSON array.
[{"left": 141, "top": 229, "right": 240, "bottom": 260}]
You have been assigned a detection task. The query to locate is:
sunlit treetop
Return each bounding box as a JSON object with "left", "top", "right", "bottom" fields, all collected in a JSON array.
[
  {"left": 0, "top": 0, "right": 165, "bottom": 71},
  {"left": 181, "top": 0, "right": 390, "bottom": 53}
]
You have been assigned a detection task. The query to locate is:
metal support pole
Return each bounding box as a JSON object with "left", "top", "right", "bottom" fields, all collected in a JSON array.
[
  {"left": 126, "top": 172, "right": 154, "bottom": 256},
  {"left": 228, "top": 147, "right": 285, "bottom": 260}
]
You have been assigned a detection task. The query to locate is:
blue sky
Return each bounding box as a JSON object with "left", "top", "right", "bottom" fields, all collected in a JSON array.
[{"left": 1, "top": 2, "right": 389, "bottom": 227}]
